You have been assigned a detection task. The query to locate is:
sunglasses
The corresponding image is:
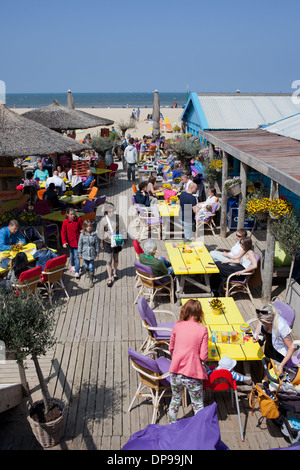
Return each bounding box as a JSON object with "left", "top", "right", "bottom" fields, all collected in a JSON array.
[
  {"left": 255, "top": 308, "right": 271, "bottom": 316},
  {"left": 236, "top": 234, "right": 242, "bottom": 238}
]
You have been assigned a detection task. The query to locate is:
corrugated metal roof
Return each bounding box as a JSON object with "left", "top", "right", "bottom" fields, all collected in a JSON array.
[
  {"left": 263, "top": 113, "right": 300, "bottom": 141},
  {"left": 196, "top": 94, "right": 300, "bottom": 130}
]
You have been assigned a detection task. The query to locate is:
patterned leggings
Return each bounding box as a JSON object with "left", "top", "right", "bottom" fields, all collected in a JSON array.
[{"left": 169, "top": 373, "right": 204, "bottom": 424}]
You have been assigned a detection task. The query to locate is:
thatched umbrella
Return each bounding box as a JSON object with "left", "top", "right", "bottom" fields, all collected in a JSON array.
[
  {"left": 0, "top": 104, "right": 89, "bottom": 157},
  {"left": 21, "top": 100, "right": 114, "bottom": 132},
  {"left": 152, "top": 89, "right": 160, "bottom": 140}
]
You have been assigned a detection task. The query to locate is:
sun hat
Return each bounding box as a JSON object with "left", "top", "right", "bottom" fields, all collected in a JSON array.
[{"left": 217, "top": 356, "right": 237, "bottom": 371}]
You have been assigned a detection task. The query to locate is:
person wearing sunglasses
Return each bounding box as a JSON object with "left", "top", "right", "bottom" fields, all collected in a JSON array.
[
  {"left": 210, "top": 237, "right": 257, "bottom": 296},
  {"left": 253, "top": 304, "right": 295, "bottom": 377},
  {"left": 210, "top": 229, "right": 247, "bottom": 263}
]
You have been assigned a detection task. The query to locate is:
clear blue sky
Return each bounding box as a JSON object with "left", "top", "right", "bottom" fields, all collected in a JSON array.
[{"left": 1, "top": 0, "right": 299, "bottom": 94}]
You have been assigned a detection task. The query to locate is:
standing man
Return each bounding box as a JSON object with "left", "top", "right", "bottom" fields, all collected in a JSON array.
[
  {"left": 179, "top": 182, "right": 198, "bottom": 241},
  {"left": 124, "top": 137, "right": 138, "bottom": 181}
]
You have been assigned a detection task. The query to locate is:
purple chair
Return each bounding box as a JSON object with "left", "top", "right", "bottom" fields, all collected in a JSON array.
[
  {"left": 135, "top": 204, "right": 162, "bottom": 241},
  {"left": 127, "top": 347, "right": 172, "bottom": 424},
  {"left": 225, "top": 253, "right": 261, "bottom": 304},
  {"left": 82, "top": 199, "right": 96, "bottom": 214},
  {"left": 95, "top": 195, "right": 106, "bottom": 207},
  {"left": 123, "top": 401, "right": 229, "bottom": 450},
  {"left": 134, "top": 261, "right": 174, "bottom": 308},
  {"left": 137, "top": 296, "right": 176, "bottom": 352}
]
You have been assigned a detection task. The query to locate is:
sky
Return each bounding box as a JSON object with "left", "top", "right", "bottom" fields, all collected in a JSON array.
[{"left": 1, "top": 0, "right": 299, "bottom": 94}]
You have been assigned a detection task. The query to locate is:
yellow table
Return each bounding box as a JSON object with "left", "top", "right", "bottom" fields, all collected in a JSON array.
[
  {"left": 158, "top": 201, "right": 182, "bottom": 239},
  {"left": 59, "top": 195, "right": 89, "bottom": 205},
  {"left": 0, "top": 243, "right": 56, "bottom": 275},
  {"left": 91, "top": 168, "right": 111, "bottom": 186},
  {"left": 181, "top": 297, "right": 244, "bottom": 325},
  {"left": 41, "top": 211, "right": 84, "bottom": 223},
  {"left": 165, "top": 241, "right": 219, "bottom": 302}
]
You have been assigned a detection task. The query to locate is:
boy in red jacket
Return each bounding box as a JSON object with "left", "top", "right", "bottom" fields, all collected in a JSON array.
[{"left": 61, "top": 208, "right": 83, "bottom": 278}]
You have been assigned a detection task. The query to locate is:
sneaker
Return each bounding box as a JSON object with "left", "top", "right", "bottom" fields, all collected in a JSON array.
[
  {"left": 70, "top": 266, "right": 75, "bottom": 272},
  {"left": 75, "top": 273, "right": 80, "bottom": 278}
]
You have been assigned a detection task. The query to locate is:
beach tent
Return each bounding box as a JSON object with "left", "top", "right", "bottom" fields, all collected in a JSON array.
[
  {"left": 0, "top": 104, "right": 89, "bottom": 157},
  {"left": 152, "top": 90, "right": 160, "bottom": 139},
  {"left": 21, "top": 100, "right": 114, "bottom": 133}
]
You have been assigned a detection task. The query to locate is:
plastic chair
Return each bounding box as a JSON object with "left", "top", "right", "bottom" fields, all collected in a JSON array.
[
  {"left": 95, "top": 195, "right": 106, "bottom": 207},
  {"left": 14, "top": 266, "right": 43, "bottom": 293},
  {"left": 134, "top": 261, "right": 174, "bottom": 308},
  {"left": 85, "top": 179, "right": 95, "bottom": 193},
  {"left": 39, "top": 255, "right": 69, "bottom": 305},
  {"left": 132, "top": 184, "right": 137, "bottom": 194},
  {"left": 86, "top": 186, "right": 98, "bottom": 200},
  {"left": 133, "top": 239, "right": 144, "bottom": 257},
  {"left": 127, "top": 347, "right": 172, "bottom": 424},
  {"left": 82, "top": 199, "right": 96, "bottom": 214},
  {"left": 137, "top": 296, "right": 176, "bottom": 352},
  {"left": 225, "top": 254, "right": 260, "bottom": 304},
  {"left": 203, "top": 369, "right": 244, "bottom": 442},
  {"left": 108, "top": 163, "right": 118, "bottom": 183},
  {"left": 37, "top": 189, "right": 46, "bottom": 200}
]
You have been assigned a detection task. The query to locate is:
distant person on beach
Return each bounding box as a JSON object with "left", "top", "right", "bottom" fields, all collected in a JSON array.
[{"left": 136, "top": 108, "right": 140, "bottom": 121}]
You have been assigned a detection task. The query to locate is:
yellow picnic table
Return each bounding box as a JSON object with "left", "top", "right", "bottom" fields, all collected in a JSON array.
[
  {"left": 165, "top": 241, "right": 219, "bottom": 302},
  {"left": 158, "top": 201, "right": 182, "bottom": 239},
  {"left": 91, "top": 168, "right": 111, "bottom": 186},
  {"left": 181, "top": 297, "right": 264, "bottom": 362},
  {"left": 41, "top": 211, "right": 84, "bottom": 223},
  {"left": 59, "top": 195, "right": 89, "bottom": 205},
  {"left": 0, "top": 243, "right": 57, "bottom": 276}
]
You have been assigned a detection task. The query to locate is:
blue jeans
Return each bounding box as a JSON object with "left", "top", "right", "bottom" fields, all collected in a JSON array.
[
  {"left": 180, "top": 220, "right": 194, "bottom": 240},
  {"left": 69, "top": 247, "right": 80, "bottom": 274},
  {"left": 127, "top": 163, "right": 136, "bottom": 181},
  {"left": 84, "top": 259, "right": 95, "bottom": 274},
  {"left": 158, "top": 256, "right": 174, "bottom": 276}
]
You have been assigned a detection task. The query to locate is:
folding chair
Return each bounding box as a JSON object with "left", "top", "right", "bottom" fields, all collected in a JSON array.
[
  {"left": 108, "top": 163, "right": 118, "bottom": 183},
  {"left": 137, "top": 296, "right": 176, "bottom": 352},
  {"left": 128, "top": 347, "right": 172, "bottom": 424},
  {"left": 203, "top": 369, "right": 244, "bottom": 442},
  {"left": 134, "top": 261, "right": 174, "bottom": 308},
  {"left": 39, "top": 255, "right": 69, "bottom": 305},
  {"left": 195, "top": 201, "right": 219, "bottom": 236}
]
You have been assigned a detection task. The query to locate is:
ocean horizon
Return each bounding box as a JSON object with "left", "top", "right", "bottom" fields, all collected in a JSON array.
[{"left": 5, "top": 92, "right": 188, "bottom": 109}]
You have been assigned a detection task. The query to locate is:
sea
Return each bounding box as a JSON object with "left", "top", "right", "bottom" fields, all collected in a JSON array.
[{"left": 5, "top": 92, "right": 187, "bottom": 109}]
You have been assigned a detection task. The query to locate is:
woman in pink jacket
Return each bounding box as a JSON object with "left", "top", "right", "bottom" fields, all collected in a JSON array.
[{"left": 168, "top": 299, "right": 208, "bottom": 423}]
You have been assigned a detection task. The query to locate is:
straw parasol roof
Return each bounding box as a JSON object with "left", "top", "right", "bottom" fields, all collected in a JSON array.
[
  {"left": 0, "top": 104, "right": 90, "bottom": 157},
  {"left": 21, "top": 100, "right": 114, "bottom": 131},
  {"left": 152, "top": 90, "right": 160, "bottom": 139}
]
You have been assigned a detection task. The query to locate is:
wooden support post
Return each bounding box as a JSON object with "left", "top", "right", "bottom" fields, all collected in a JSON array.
[
  {"left": 220, "top": 150, "right": 229, "bottom": 238},
  {"left": 209, "top": 143, "right": 214, "bottom": 160},
  {"left": 261, "top": 180, "right": 276, "bottom": 302},
  {"left": 238, "top": 162, "right": 248, "bottom": 230}
]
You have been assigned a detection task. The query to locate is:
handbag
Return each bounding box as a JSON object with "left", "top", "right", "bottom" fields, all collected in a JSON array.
[
  {"left": 249, "top": 359, "right": 286, "bottom": 420},
  {"left": 106, "top": 215, "right": 124, "bottom": 248}
]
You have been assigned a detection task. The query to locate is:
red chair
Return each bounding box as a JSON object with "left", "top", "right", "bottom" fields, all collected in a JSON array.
[
  {"left": 133, "top": 239, "right": 144, "bottom": 258},
  {"left": 39, "top": 255, "right": 69, "bottom": 305},
  {"left": 108, "top": 163, "right": 118, "bottom": 183},
  {"left": 203, "top": 369, "right": 244, "bottom": 442},
  {"left": 15, "top": 266, "right": 43, "bottom": 293}
]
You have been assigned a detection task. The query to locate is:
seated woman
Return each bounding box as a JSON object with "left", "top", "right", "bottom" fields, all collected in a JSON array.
[
  {"left": 56, "top": 164, "right": 66, "bottom": 179},
  {"left": 134, "top": 181, "right": 151, "bottom": 207},
  {"left": 34, "top": 161, "right": 49, "bottom": 182},
  {"left": 139, "top": 239, "right": 174, "bottom": 279},
  {"left": 147, "top": 176, "right": 162, "bottom": 199},
  {"left": 253, "top": 303, "right": 295, "bottom": 377},
  {"left": 198, "top": 187, "right": 218, "bottom": 209},
  {"left": 0, "top": 252, "right": 29, "bottom": 290},
  {"left": 210, "top": 229, "right": 247, "bottom": 263},
  {"left": 210, "top": 237, "right": 257, "bottom": 296},
  {"left": 43, "top": 183, "right": 62, "bottom": 209},
  {"left": 33, "top": 240, "right": 58, "bottom": 270}
]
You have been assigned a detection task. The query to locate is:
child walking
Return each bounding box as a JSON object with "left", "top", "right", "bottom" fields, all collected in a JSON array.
[
  {"left": 61, "top": 207, "right": 83, "bottom": 278},
  {"left": 78, "top": 220, "right": 99, "bottom": 287}
]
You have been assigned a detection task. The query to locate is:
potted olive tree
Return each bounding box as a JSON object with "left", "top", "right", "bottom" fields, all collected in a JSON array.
[
  {"left": 0, "top": 289, "right": 65, "bottom": 448},
  {"left": 169, "top": 136, "right": 203, "bottom": 175}
]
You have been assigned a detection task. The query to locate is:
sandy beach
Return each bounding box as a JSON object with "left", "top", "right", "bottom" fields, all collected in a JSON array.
[{"left": 13, "top": 107, "right": 184, "bottom": 141}]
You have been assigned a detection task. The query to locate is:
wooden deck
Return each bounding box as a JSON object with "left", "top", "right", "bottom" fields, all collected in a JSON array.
[{"left": 0, "top": 167, "right": 291, "bottom": 450}]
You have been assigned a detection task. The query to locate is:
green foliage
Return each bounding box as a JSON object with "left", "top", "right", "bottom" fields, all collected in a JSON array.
[
  {"left": 91, "top": 132, "right": 121, "bottom": 157},
  {"left": 270, "top": 211, "right": 300, "bottom": 259},
  {"left": 169, "top": 137, "right": 203, "bottom": 174},
  {"left": 0, "top": 290, "right": 57, "bottom": 363}
]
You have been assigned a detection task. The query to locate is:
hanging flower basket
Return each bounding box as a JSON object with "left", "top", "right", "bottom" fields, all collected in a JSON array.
[{"left": 228, "top": 182, "right": 241, "bottom": 196}]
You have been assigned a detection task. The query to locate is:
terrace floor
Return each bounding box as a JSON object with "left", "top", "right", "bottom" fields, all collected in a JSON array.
[{"left": 0, "top": 166, "right": 291, "bottom": 451}]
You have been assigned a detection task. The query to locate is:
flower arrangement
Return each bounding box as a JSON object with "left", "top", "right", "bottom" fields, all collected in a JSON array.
[
  {"left": 209, "top": 159, "right": 223, "bottom": 170},
  {"left": 10, "top": 244, "right": 22, "bottom": 252},
  {"left": 163, "top": 184, "right": 171, "bottom": 189},
  {"left": 170, "top": 196, "right": 178, "bottom": 203},
  {"left": 224, "top": 176, "right": 242, "bottom": 189},
  {"left": 0, "top": 208, "right": 44, "bottom": 227},
  {"left": 209, "top": 298, "right": 223, "bottom": 309},
  {"left": 246, "top": 197, "right": 293, "bottom": 219}
]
